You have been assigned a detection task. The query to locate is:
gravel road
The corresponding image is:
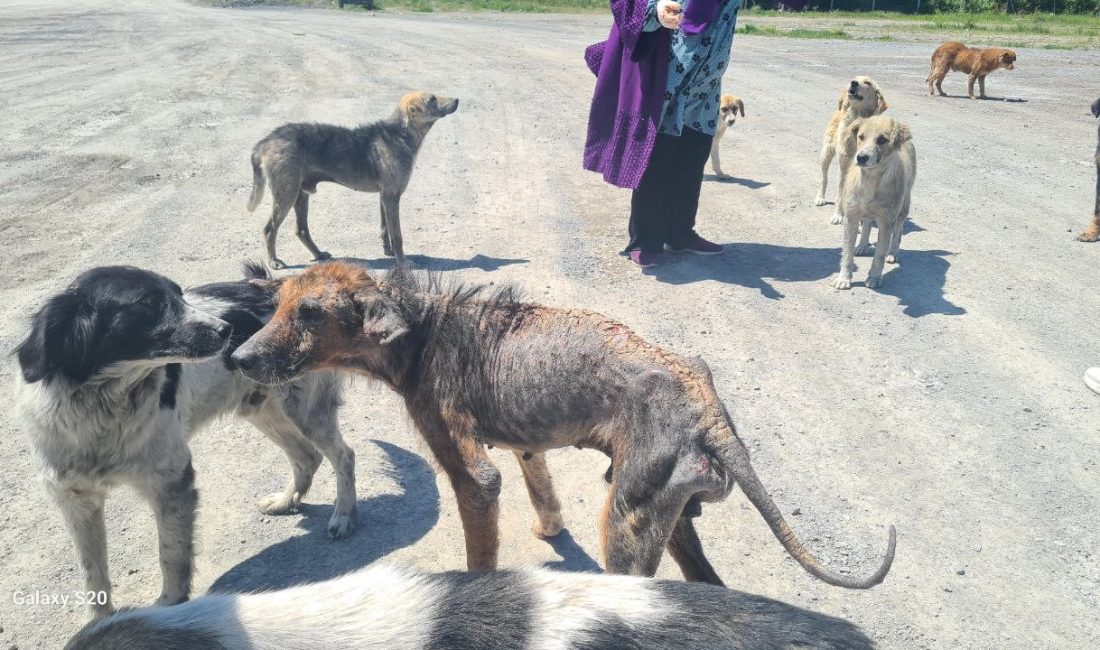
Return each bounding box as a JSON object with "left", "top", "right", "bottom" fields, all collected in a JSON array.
[{"left": 1, "top": 2, "right": 1098, "bottom": 648}]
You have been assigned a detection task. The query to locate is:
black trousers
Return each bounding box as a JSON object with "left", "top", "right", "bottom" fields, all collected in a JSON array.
[{"left": 626, "top": 127, "right": 713, "bottom": 253}]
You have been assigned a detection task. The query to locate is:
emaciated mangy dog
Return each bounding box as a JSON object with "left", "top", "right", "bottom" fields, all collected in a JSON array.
[
  {"left": 813, "top": 77, "right": 889, "bottom": 225},
  {"left": 231, "top": 262, "right": 896, "bottom": 590},
  {"left": 247, "top": 92, "right": 459, "bottom": 269},
  {"left": 834, "top": 115, "right": 917, "bottom": 291},
  {"left": 14, "top": 264, "right": 352, "bottom": 618},
  {"left": 1077, "top": 97, "right": 1100, "bottom": 242},
  {"left": 926, "top": 41, "right": 1016, "bottom": 100},
  {"left": 65, "top": 564, "right": 873, "bottom": 650}
]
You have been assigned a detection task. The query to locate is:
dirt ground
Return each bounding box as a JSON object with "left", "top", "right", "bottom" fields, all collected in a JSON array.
[{"left": 0, "top": 2, "right": 1098, "bottom": 648}]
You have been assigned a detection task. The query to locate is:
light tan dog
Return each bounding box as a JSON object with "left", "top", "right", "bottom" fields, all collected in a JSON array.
[
  {"left": 927, "top": 41, "right": 1016, "bottom": 99},
  {"left": 710, "top": 94, "right": 745, "bottom": 178},
  {"left": 813, "top": 77, "right": 888, "bottom": 224},
  {"left": 833, "top": 115, "right": 916, "bottom": 291}
]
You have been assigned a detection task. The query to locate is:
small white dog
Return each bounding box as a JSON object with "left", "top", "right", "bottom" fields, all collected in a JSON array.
[
  {"left": 833, "top": 115, "right": 916, "bottom": 290},
  {"left": 710, "top": 93, "right": 745, "bottom": 178},
  {"left": 813, "top": 77, "right": 888, "bottom": 224}
]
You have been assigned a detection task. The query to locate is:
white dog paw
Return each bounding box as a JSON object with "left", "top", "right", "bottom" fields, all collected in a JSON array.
[
  {"left": 829, "top": 213, "right": 844, "bottom": 225},
  {"left": 886, "top": 254, "right": 898, "bottom": 264},
  {"left": 854, "top": 244, "right": 872, "bottom": 256},
  {"left": 865, "top": 276, "right": 882, "bottom": 289},
  {"left": 832, "top": 276, "right": 853, "bottom": 290},
  {"left": 813, "top": 195, "right": 827, "bottom": 207},
  {"left": 328, "top": 510, "right": 358, "bottom": 539},
  {"left": 258, "top": 492, "right": 300, "bottom": 515}
]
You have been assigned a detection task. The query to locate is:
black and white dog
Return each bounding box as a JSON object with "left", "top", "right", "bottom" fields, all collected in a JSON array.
[
  {"left": 65, "top": 564, "right": 874, "bottom": 650},
  {"left": 14, "top": 264, "right": 353, "bottom": 618}
]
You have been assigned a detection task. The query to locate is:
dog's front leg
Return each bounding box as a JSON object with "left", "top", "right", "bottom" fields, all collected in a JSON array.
[
  {"left": 50, "top": 484, "right": 113, "bottom": 618},
  {"left": 141, "top": 460, "right": 198, "bottom": 607},
  {"left": 833, "top": 211, "right": 859, "bottom": 290},
  {"left": 967, "top": 74, "right": 978, "bottom": 99},
  {"left": 854, "top": 218, "right": 873, "bottom": 256},
  {"left": 515, "top": 451, "right": 564, "bottom": 539},
  {"left": 380, "top": 192, "right": 404, "bottom": 262},
  {"left": 710, "top": 137, "right": 728, "bottom": 178},
  {"left": 864, "top": 218, "right": 893, "bottom": 289},
  {"left": 978, "top": 75, "right": 987, "bottom": 99}
]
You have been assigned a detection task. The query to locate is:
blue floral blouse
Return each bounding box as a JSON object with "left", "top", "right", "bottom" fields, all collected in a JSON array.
[{"left": 644, "top": 0, "right": 739, "bottom": 137}]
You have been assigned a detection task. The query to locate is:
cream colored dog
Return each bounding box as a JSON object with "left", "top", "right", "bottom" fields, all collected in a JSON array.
[
  {"left": 833, "top": 115, "right": 916, "bottom": 290},
  {"left": 711, "top": 94, "right": 745, "bottom": 178},
  {"left": 813, "top": 77, "right": 888, "bottom": 224}
]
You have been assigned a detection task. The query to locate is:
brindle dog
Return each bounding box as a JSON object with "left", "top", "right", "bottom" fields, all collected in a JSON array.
[
  {"left": 231, "top": 262, "right": 896, "bottom": 589},
  {"left": 1077, "top": 98, "right": 1100, "bottom": 242},
  {"left": 247, "top": 92, "right": 458, "bottom": 269}
]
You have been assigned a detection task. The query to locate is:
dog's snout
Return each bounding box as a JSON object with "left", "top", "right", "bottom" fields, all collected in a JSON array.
[
  {"left": 856, "top": 153, "right": 870, "bottom": 165},
  {"left": 849, "top": 80, "right": 859, "bottom": 89},
  {"left": 232, "top": 350, "right": 256, "bottom": 372}
]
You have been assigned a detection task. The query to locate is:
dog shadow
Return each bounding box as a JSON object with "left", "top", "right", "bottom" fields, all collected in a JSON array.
[
  {"left": 936, "top": 93, "right": 1027, "bottom": 103},
  {"left": 648, "top": 242, "right": 838, "bottom": 299},
  {"left": 336, "top": 254, "right": 528, "bottom": 272},
  {"left": 540, "top": 529, "right": 602, "bottom": 573},
  {"left": 208, "top": 440, "right": 439, "bottom": 593},
  {"left": 648, "top": 243, "right": 965, "bottom": 316},
  {"left": 705, "top": 174, "right": 771, "bottom": 189}
]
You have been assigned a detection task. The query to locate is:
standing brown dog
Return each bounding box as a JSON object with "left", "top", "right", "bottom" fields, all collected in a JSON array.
[
  {"left": 927, "top": 41, "right": 1016, "bottom": 99},
  {"left": 1077, "top": 98, "right": 1100, "bottom": 242},
  {"left": 231, "top": 262, "right": 896, "bottom": 590}
]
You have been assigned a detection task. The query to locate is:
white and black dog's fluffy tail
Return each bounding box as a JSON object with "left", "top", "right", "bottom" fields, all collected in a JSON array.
[{"left": 66, "top": 565, "right": 873, "bottom": 650}]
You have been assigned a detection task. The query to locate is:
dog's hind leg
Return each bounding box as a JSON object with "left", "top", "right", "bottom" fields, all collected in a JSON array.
[
  {"left": 854, "top": 218, "right": 874, "bottom": 256},
  {"left": 515, "top": 451, "right": 564, "bottom": 539},
  {"left": 830, "top": 155, "right": 852, "bottom": 225},
  {"left": 293, "top": 192, "right": 332, "bottom": 263},
  {"left": 967, "top": 74, "right": 978, "bottom": 99},
  {"left": 887, "top": 198, "right": 909, "bottom": 264},
  {"left": 51, "top": 485, "right": 113, "bottom": 618},
  {"left": 249, "top": 408, "right": 323, "bottom": 518},
  {"left": 139, "top": 459, "right": 198, "bottom": 608},
  {"left": 833, "top": 213, "right": 859, "bottom": 290},
  {"left": 264, "top": 183, "right": 298, "bottom": 270},
  {"left": 978, "top": 75, "right": 987, "bottom": 99},
  {"left": 667, "top": 515, "right": 724, "bottom": 585},
  {"left": 813, "top": 143, "right": 834, "bottom": 206},
  {"left": 380, "top": 191, "right": 405, "bottom": 262},
  {"left": 710, "top": 138, "right": 728, "bottom": 179},
  {"left": 378, "top": 196, "right": 393, "bottom": 257},
  {"left": 864, "top": 217, "right": 893, "bottom": 289}
]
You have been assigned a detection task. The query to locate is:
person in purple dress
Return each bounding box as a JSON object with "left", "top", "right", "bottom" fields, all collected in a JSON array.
[{"left": 584, "top": 0, "right": 739, "bottom": 268}]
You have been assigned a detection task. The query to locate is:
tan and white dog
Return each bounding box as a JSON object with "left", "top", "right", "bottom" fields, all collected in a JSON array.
[
  {"left": 710, "top": 94, "right": 745, "bottom": 179},
  {"left": 813, "top": 77, "right": 888, "bottom": 224},
  {"left": 833, "top": 115, "right": 916, "bottom": 290}
]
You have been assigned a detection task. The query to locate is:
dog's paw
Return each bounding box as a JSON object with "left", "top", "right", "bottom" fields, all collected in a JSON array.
[
  {"left": 829, "top": 213, "right": 844, "bottom": 225},
  {"left": 269, "top": 258, "right": 288, "bottom": 270},
  {"left": 715, "top": 171, "right": 730, "bottom": 179},
  {"left": 313, "top": 251, "right": 332, "bottom": 261},
  {"left": 813, "top": 195, "right": 828, "bottom": 207},
  {"left": 258, "top": 491, "right": 300, "bottom": 515},
  {"left": 865, "top": 275, "right": 882, "bottom": 289},
  {"left": 1077, "top": 228, "right": 1099, "bottom": 242},
  {"left": 832, "top": 276, "right": 853, "bottom": 290},
  {"left": 532, "top": 513, "right": 565, "bottom": 539},
  {"left": 328, "top": 510, "right": 359, "bottom": 539},
  {"left": 854, "top": 244, "right": 872, "bottom": 256},
  {"left": 886, "top": 254, "right": 898, "bottom": 264}
]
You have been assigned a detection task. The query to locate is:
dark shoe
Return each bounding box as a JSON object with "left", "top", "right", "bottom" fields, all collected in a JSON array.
[
  {"left": 665, "top": 233, "right": 724, "bottom": 255},
  {"left": 629, "top": 249, "right": 665, "bottom": 268}
]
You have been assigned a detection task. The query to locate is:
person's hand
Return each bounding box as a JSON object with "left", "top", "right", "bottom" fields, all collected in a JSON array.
[{"left": 657, "top": 0, "right": 682, "bottom": 30}]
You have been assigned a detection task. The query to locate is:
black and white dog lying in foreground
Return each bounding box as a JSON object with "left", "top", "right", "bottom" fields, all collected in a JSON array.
[
  {"left": 66, "top": 564, "right": 874, "bottom": 650},
  {"left": 14, "top": 264, "right": 353, "bottom": 619}
]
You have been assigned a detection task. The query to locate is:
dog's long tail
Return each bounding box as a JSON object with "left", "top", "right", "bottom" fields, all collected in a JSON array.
[
  {"left": 246, "top": 151, "right": 265, "bottom": 212},
  {"left": 710, "top": 416, "right": 896, "bottom": 590}
]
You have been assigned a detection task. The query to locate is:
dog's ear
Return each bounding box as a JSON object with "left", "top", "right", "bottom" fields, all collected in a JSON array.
[
  {"left": 1091, "top": 97, "right": 1099, "bottom": 119},
  {"left": 736, "top": 97, "right": 745, "bottom": 117},
  {"left": 874, "top": 89, "right": 888, "bottom": 115},
  {"left": 842, "top": 119, "right": 863, "bottom": 156},
  {"left": 16, "top": 292, "right": 91, "bottom": 384},
  {"left": 355, "top": 291, "right": 409, "bottom": 346},
  {"left": 890, "top": 120, "right": 913, "bottom": 147}
]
